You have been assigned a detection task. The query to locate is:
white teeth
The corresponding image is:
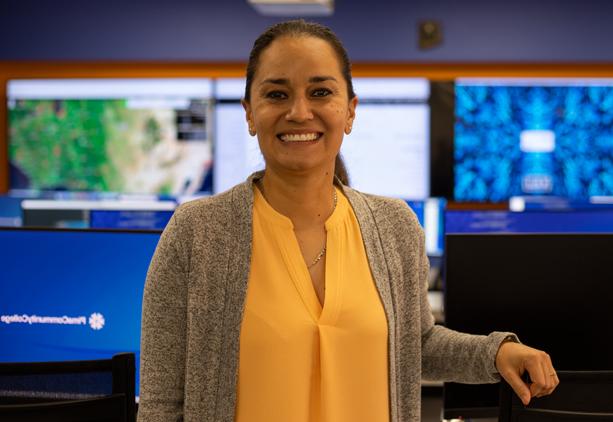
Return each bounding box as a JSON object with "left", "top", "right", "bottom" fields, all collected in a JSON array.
[{"left": 280, "top": 133, "right": 320, "bottom": 142}]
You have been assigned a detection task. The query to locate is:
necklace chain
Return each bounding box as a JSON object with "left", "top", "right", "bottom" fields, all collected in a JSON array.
[
  {"left": 307, "top": 188, "right": 337, "bottom": 269},
  {"left": 257, "top": 179, "right": 337, "bottom": 270}
]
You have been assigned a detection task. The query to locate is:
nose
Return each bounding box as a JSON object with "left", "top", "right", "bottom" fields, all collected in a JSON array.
[{"left": 285, "top": 95, "right": 313, "bottom": 122}]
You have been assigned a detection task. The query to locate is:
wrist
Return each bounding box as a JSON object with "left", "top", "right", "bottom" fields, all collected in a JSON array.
[{"left": 496, "top": 335, "right": 519, "bottom": 372}]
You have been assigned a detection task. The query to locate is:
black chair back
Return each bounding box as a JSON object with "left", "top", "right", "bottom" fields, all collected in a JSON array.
[
  {"left": 0, "top": 353, "right": 135, "bottom": 422},
  {"left": 500, "top": 371, "right": 613, "bottom": 422}
]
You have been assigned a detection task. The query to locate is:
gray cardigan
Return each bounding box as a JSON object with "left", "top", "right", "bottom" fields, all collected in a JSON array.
[{"left": 138, "top": 173, "right": 512, "bottom": 422}]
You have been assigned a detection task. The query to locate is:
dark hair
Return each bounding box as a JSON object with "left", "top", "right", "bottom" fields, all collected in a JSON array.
[{"left": 244, "top": 19, "right": 354, "bottom": 185}]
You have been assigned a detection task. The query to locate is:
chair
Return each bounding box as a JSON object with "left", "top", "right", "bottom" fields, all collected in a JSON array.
[
  {"left": 500, "top": 371, "right": 613, "bottom": 421},
  {"left": 0, "top": 352, "right": 135, "bottom": 422}
]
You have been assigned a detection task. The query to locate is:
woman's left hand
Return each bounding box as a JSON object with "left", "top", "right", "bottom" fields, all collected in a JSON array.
[{"left": 495, "top": 341, "right": 559, "bottom": 405}]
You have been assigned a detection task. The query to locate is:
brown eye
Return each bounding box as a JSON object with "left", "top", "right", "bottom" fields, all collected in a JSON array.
[
  {"left": 266, "top": 91, "right": 287, "bottom": 100},
  {"left": 312, "top": 88, "right": 332, "bottom": 97}
]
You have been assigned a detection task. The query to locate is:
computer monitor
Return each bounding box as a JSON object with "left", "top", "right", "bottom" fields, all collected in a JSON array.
[
  {"left": 454, "top": 78, "right": 613, "bottom": 202},
  {"left": 8, "top": 78, "right": 214, "bottom": 196},
  {"left": 213, "top": 78, "right": 264, "bottom": 194},
  {"left": 0, "top": 195, "right": 23, "bottom": 227},
  {"left": 0, "top": 227, "right": 161, "bottom": 396},
  {"left": 213, "top": 77, "right": 431, "bottom": 199},
  {"left": 342, "top": 78, "right": 430, "bottom": 199},
  {"left": 406, "top": 198, "right": 445, "bottom": 256},
  {"left": 443, "top": 233, "right": 613, "bottom": 419},
  {"left": 445, "top": 208, "right": 613, "bottom": 234},
  {"left": 20, "top": 199, "right": 176, "bottom": 230},
  {"left": 90, "top": 209, "right": 174, "bottom": 230}
]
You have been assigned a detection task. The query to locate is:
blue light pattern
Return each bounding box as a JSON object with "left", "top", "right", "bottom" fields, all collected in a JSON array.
[{"left": 455, "top": 84, "right": 613, "bottom": 201}]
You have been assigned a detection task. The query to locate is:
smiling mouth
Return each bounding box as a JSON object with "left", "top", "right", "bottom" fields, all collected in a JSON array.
[{"left": 277, "top": 132, "right": 323, "bottom": 142}]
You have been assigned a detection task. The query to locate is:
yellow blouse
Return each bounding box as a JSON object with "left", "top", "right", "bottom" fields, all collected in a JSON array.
[{"left": 235, "top": 186, "right": 389, "bottom": 422}]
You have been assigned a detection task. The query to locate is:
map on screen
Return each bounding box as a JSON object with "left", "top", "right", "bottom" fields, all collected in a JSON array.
[{"left": 8, "top": 79, "right": 214, "bottom": 195}]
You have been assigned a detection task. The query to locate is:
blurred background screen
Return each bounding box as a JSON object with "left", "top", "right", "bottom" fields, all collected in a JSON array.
[{"left": 454, "top": 78, "right": 613, "bottom": 202}]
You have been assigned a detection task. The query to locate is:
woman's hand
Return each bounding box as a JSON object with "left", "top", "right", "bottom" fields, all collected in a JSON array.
[{"left": 495, "top": 341, "right": 559, "bottom": 405}]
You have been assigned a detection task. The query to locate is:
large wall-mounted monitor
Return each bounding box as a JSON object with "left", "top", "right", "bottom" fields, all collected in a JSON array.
[
  {"left": 0, "top": 227, "right": 161, "bottom": 396},
  {"left": 8, "top": 78, "right": 214, "bottom": 196},
  {"left": 213, "top": 77, "right": 431, "bottom": 199},
  {"left": 213, "top": 78, "right": 264, "bottom": 194},
  {"left": 454, "top": 78, "right": 613, "bottom": 202},
  {"left": 343, "top": 78, "right": 430, "bottom": 199}
]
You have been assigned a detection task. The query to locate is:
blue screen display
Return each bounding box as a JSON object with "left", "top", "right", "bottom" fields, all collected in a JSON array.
[
  {"left": 0, "top": 228, "right": 161, "bottom": 395},
  {"left": 0, "top": 195, "right": 22, "bottom": 227},
  {"left": 90, "top": 210, "right": 173, "bottom": 230},
  {"left": 406, "top": 200, "right": 425, "bottom": 226},
  {"left": 455, "top": 80, "right": 613, "bottom": 202},
  {"left": 445, "top": 209, "right": 613, "bottom": 234},
  {"left": 407, "top": 198, "right": 446, "bottom": 256}
]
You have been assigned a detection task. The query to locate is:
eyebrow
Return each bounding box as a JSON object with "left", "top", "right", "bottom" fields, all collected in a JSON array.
[
  {"left": 309, "top": 76, "right": 338, "bottom": 83},
  {"left": 259, "top": 76, "right": 338, "bottom": 86}
]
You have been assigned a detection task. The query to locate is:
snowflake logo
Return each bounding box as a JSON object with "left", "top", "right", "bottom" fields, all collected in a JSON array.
[{"left": 89, "top": 313, "right": 105, "bottom": 330}]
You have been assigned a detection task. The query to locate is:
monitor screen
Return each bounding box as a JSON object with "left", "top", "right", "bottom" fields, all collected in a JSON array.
[
  {"left": 443, "top": 233, "right": 613, "bottom": 418},
  {"left": 8, "top": 78, "right": 214, "bottom": 196},
  {"left": 213, "top": 78, "right": 430, "bottom": 199},
  {"left": 407, "top": 198, "right": 445, "bottom": 256},
  {"left": 454, "top": 78, "right": 613, "bottom": 202},
  {"left": 445, "top": 209, "right": 613, "bottom": 234},
  {"left": 0, "top": 227, "right": 161, "bottom": 396},
  {"left": 19, "top": 199, "right": 176, "bottom": 230},
  {"left": 0, "top": 195, "right": 22, "bottom": 227},
  {"left": 343, "top": 78, "right": 430, "bottom": 199},
  {"left": 90, "top": 210, "right": 173, "bottom": 230},
  {"left": 213, "top": 78, "right": 264, "bottom": 194}
]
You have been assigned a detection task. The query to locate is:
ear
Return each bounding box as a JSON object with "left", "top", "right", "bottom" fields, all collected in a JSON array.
[
  {"left": 241, "top": 99, "right": 256, "bottom": 136},
  {"left": 345, "top": 96, "right": 358, "bottom": 135}
]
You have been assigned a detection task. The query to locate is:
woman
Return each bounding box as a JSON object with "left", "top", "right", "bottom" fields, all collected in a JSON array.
[{"left": 138, "top": 20, "right": 558, "bottom": 422}]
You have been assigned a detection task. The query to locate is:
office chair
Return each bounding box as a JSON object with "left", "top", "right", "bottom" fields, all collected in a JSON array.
[
  {"left": 0, "top": 352, "right": 136, "bottom": 422},
  {"left": 500, "top": 371, "right": 613, "bottom": 422}
]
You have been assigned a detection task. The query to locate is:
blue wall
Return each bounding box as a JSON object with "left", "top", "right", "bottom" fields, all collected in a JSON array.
[{"left": 1, "top": 0, "right": 613, "bottom": 62}]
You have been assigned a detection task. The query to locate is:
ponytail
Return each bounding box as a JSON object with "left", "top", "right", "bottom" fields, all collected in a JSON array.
[{"left": 334, "top": 154, "right": 350, "bottom": 186}]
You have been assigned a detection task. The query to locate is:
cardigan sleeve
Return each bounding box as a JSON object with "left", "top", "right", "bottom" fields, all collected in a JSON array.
[
  {"left": 137, "top": 211, "right": 189, "bottom": 422},
  {"left": 417, "top": 223, "right": 518, "bottom": 383}
]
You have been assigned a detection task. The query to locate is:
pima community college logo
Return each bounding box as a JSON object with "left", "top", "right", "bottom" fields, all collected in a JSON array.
[
  {"left": 0, "top": 312, "right": 106, "bottom": 330},
  {"left": 88, "top": 313, "right": 105, "bottom": 330}
]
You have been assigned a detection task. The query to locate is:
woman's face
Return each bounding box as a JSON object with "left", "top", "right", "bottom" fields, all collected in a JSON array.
[{"left": 243, "top": 36, "right": 357, "bottom": 177}]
